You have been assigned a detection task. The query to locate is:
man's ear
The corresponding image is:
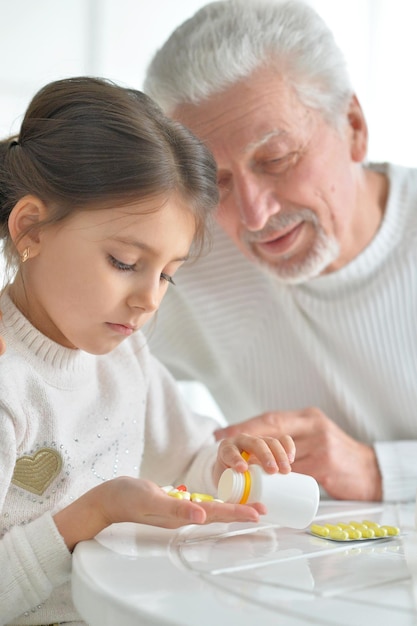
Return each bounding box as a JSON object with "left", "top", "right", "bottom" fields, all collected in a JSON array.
[
  {"left": 8, "top": 195, "right": 48, "bottom": 259},
  {"left": 347, "top": 94, "right": 368, "bottom": 163}
]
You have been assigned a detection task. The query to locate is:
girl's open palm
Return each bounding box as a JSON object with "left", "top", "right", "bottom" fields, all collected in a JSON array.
[{"left": 54, "top": 476, "right": 265, "bottom": 552}]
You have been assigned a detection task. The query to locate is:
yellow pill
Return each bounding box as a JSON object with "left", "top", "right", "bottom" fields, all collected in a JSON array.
[
  {"left": 190, "top": 492, "right": 214, "bottom": 502},
  {"left": 348, "top": 521, "right": 364, "bottom": 529},
  {"left": 349, "top": 522, "right": 375, "bottom": 538},
  {"left": 324, "top": 524, "right": 343, "bottom": 531},
  {"left": 334, "top": 523, "right": 360, "bottom": 538},
  {"left": 310, "top": 524, "right": 330, "bottom": 537},
  {"left": 168, "top": 491, "right": 185, "bottom": 499},
  {"left": 362, "top": 520, "right": 381, "bottom": 529},
  {"left": 337, "top": 522, "right": 355, "bottom": 530},
  {"left": 373, "top": 526, "right": 388, "bottom": 537},
  {"left": 328, "top": 529, "right": 349, "bottom": 541},
  {"left": 380, "top": 525, "right": 400, "bottom": 536}
]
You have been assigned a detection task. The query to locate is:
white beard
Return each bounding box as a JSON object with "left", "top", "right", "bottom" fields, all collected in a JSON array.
[{"left": 243, "top": 208, "right": 340, "bottom": 284}]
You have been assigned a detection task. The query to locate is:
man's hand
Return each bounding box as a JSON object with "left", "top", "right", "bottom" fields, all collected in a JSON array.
[{"left": 215, "top": 407, "right": 382, "bottom": 501}]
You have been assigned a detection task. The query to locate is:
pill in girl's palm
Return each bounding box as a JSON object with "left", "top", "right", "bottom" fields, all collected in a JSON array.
[
  {"left": 190, "top": 492, "right": 214, "bottom": 502},
  {"left": 161, "top": 485, "right": 223, "bottom": 503},
  {"left": 161, "top": 485, "right": 175, "bottom": 493}
]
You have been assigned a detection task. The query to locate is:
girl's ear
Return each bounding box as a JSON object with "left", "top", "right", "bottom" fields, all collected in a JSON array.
[{"left": 8, "top": 195, "right": 48, "bottom": 259}]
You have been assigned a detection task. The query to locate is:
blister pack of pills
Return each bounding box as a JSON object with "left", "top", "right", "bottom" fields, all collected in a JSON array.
[{"left": 309, "top": 519, "right": 400, "bottom": 542}]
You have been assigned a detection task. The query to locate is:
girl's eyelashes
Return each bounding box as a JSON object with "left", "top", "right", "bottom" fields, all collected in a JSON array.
[
  {"left": 161, "top": 272, "right": 175, "bottom": 285},
  {"left": 108, "top": 254, "right": 176, "bottom": 285},
  {"left": 108, "top": 254, "right": 136, "bottom": 272}
]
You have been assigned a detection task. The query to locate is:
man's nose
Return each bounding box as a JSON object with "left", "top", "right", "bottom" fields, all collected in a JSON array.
[{"left": 234, "top": 174, "right": 281, "bottom": 231}]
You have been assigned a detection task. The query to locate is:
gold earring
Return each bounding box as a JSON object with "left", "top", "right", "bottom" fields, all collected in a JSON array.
[{"left": 21, "top": 247, "right": 30, "bottom": 263}]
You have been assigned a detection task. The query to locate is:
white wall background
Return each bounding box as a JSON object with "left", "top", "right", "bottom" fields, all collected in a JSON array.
[
  {"left": 0, "top": 0, "right": 211, "bottom": 136},
  {"left": 1, "top": 0, "right": 416, "bottom": 168}
]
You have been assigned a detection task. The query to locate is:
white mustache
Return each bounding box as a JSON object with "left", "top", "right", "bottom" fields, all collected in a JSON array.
[
  {"left": 244, "top": 209, "right": 318, "bottom": 244},
  {"left": 240, "top": 207, "right": 340, "bottom": 284}
]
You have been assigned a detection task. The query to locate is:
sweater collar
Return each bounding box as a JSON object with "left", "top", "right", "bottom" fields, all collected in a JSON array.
[{"left": 0, "top": 290, "right": 95, "bottom": 379}]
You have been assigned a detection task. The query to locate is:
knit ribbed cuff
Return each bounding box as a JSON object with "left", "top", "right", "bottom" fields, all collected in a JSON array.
[{"left": 374, "top": 441, "right": 417, "bottom": 502}]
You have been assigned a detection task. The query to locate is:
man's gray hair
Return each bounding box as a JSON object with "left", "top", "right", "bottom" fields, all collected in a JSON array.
[{"left": 144, "top": 0, "right": 353, "bottom": 128}]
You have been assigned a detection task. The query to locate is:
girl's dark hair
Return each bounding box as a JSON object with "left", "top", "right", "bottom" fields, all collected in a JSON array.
[{"left": 0, "top": 76, "right": 219, "bottom": 268}]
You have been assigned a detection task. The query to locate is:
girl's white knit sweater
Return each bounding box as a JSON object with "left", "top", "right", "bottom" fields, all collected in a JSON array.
[{"left": 0, "top": 294, "right": 219, "bottom": 625}]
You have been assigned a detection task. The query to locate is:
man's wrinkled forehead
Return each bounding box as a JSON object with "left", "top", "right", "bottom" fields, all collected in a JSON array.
[{"left": 245, "top": 129, "right": 287, "bottom": 153}]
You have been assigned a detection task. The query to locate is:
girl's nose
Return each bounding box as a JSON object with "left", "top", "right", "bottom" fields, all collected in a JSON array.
[{"left": 127, "top": 278, "right": 161, "bottom": 313}]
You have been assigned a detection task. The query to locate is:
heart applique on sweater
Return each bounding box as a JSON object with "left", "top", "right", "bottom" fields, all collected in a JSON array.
[{"left": 12, "top": 448, "right": 63, "bottom": 495}]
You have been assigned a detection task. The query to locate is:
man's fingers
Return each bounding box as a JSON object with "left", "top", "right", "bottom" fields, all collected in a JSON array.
[{"left": 215, "top": 412, "right": 301, "bottom": 440}]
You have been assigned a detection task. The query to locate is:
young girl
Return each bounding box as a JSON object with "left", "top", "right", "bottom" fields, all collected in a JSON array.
[{"left": 0, "top": 77, "right": 295, "bottom": 625}]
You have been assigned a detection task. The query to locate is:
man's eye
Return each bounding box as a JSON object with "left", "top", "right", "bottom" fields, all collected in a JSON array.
[
  {"left": 108, "top": 255, "right": 135, "bottom": 272},
  {"left": 263, "top": 152, "right": 297, "bottom": 173},
  {"left": 160, "top": 272, "right": 175, "bottom": 285}
]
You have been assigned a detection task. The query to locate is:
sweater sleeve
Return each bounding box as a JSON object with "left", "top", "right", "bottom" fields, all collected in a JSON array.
[
  {"left": 374, "top": 441, "right": 417, "bottom": 502},
  {"left": 140, "top": 349, "right": 220, "bottom": 495},
  {"left": 0, "top": 404, "right": 72, "bottom": 623},
  {"left": 0, "top": 512, "right": 72, "bottom": 624}
]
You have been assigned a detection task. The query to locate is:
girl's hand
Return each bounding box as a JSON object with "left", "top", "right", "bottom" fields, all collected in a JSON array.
[
  {"left": 54, "top": 476, "right": 264, "bottom": 552},
  {"left": 213, "top": 434, "right": 295, "bottom": 485},
  {"left": 54, "top": 436, "right": 295, "bottom": 552}
]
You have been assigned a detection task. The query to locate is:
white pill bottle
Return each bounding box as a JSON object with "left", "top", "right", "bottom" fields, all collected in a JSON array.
[{"left": 217, "top": 466, "right": 320, "bottom": 529}]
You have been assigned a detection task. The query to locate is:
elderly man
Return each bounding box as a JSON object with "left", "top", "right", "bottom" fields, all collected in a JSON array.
[{"left": 144, "top": 0, "right": 417, "bottom": 502}]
